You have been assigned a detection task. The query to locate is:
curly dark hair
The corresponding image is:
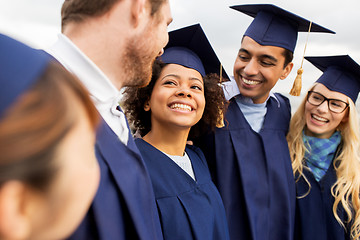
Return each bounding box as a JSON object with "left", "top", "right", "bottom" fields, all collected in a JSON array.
[{"left": 122, "top": 59, "right": 228, "bottom": 139}]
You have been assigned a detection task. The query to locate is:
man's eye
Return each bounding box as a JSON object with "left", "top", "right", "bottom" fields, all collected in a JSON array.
[
  {"left": 238, "top": 55, "right": 249, "bottom": 61},
  {"left": 260, "top": 61, "right": 274, "bottom": 67}
]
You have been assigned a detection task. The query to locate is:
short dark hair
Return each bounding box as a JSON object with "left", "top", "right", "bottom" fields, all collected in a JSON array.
[
  {"left": 122, "top": 59, "right": 228, "bottom": 139},
  {"left": 0, "top": 61, "right": 98, "bottom": 191},
  {"left": 61, "top": 0, "right": 166, "bottom": 31},
  {"left": 282, "top": 48, "right": 294, "bottom": 68}
]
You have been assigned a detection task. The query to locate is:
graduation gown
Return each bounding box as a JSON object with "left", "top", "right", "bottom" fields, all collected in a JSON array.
[
  {"left": 195, "top": 94, "right": 296, "bottom": 240},
  {"left": 67, "top": 120, "right": 163, "bottom": 240},
  {"left": 135, "top": 138, "right": 230, "bottom": 240},
  {"left": 295, "top": 154, "right": 350, "bottom": 240}
]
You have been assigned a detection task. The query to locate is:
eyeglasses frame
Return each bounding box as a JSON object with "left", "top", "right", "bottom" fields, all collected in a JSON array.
[{"left": 306, "top": 90, "right": 349, "bottom": 114}]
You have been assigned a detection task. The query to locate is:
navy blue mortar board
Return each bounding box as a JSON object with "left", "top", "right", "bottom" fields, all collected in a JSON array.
[
  {"left": 230, "top": 4, "right": 335, "bottom": 52},
  {"left": 0, "top": 34, "right": 52, "bottom": 118},
  {"left": 160, "top": 23, "right": 229, "bottom": 80},
  {"left": 305, "top": 55, "right": 360, "bottom": 103}
]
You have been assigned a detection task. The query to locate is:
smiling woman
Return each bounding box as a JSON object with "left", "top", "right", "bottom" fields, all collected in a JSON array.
[
  {"left": 287, "top": 55, "right": 360, "bottom": 240},
  {"left": 122, "top": 24, "right": 230, "bottom": 240},
  {"left": 125, "top": 61, "right": 222, "bottom": 140},
  {"left": 144, "top": 63, "right": 206, "bottom": 134}
]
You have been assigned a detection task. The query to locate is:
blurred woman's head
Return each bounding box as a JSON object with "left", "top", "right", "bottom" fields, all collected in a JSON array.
[{"left": 0, "top": 34, "right": 100, "bottom": 240}]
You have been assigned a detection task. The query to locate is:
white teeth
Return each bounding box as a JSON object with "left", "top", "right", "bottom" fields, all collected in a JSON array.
[
  {"left": 312, "top": 114, "right": 328, "bottom": 122},
  {"left": 170, "top": 103, "right": 192, "bottom": 111},
  {"left": 243, "top": 78, "right": 261, "bottom": 85}
]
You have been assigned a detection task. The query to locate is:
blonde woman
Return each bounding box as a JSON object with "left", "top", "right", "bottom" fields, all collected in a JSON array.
[{"left": 287, "top": 55, "right": 360, "bottom": 240}]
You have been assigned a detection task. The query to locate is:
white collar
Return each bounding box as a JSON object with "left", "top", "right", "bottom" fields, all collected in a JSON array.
[
  {"left": 47, "top": 34, "right": 121, "bottom": 105},
  {"left": 47, "top": 34, "right": 129, "bottom": 144},
  {"left": 222, "top": 76, "right": 240, "bottom": 100}
]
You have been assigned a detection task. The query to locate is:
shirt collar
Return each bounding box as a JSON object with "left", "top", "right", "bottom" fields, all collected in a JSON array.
[
  {"left": 47, "top": 34, "right": 120, "bottom": 105},
  {"left": 222, "top": 76, "right": 280, "bottom": 107}
]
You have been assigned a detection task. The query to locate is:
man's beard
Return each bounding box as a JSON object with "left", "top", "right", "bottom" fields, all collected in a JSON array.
[{"left": 122, "top": 36, "right": 155, "bottom": 88}]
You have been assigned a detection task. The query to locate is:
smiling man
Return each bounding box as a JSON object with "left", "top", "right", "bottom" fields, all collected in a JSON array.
[{"left": 195, "top": 4, "right": 334, "bottom": 240}]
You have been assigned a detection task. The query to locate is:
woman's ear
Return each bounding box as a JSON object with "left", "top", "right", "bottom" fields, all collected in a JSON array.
[
  {"left": 0, "top": 181, "right": 31, "bottom": 240},
  {"left": 144, "top": 101, "right": 150, "bottom": 111},
  {"left": 341, "top": 111, "right": 350, "bottom": 123}
]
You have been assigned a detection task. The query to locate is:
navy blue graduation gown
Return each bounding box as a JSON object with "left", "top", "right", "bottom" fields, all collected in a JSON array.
[
  {"left": 295, "top": 155, "right": 350, "bottom": 240},
  {"left": 195, "top": 94, "right": 296, "bottom": 240},
  {"left": 67, "top": 120, "right": 163, "bottom": 240},
  {"left": 135, "top": 138, "right": 230, "bottom": 240}
]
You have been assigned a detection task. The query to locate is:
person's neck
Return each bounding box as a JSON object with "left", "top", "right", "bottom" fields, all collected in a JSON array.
[
  {"left": 143, "top": 125, "right": 190, "bottom": 156},
  {"left": 239, "top": 92, "right": 270, "bottom": 104},
  {"left": 64, "top": 25, "right": 125, "bottom": 90}
]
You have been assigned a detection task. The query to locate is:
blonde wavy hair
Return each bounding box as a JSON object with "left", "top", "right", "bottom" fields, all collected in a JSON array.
[{"left": 287, "top": 83, "right": 360, "bottom": 239}]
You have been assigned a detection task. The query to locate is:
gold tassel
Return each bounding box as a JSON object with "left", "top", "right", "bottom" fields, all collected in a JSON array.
[
  {"left": 216, "top": 111, "right": 225, "bottom": 128},
  {"left": 289, "top": 21, "right": 312, "bottom": 96},
  {"left": 219, "top": 63, "right": 223, "bottom": 83},
  {"left": 216, "top": 63, "right": 225, "bottom": 128},
  {"left": 289, "top": 68, "right": 303, "bottom": 96}
]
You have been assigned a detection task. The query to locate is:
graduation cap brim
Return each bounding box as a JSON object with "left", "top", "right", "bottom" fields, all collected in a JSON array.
[
  {"left": 305, "top": 55, "right": 360, "bottom": 103},
  {"left": 230, "top": 4, "right": 335, "bottom": 33},
  {"left": 230, "top": 4, "right": 335, "bottom": 52},
  {"left": 161, "top": 23, "right": 229, "bottom": 80}
]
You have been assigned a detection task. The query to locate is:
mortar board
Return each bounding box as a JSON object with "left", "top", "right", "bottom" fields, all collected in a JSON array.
[
  {"left": 305, "top": 55, "right": 360, "bottom": 103},
  {"left": 160, "top": 23, "right": 229, "bottom": 80},
  {"left": 230, "top": 4, "right": 335, "bottom": 52},
  {"left": 0, "top": 34, "right": 52, "bottom": 118}
]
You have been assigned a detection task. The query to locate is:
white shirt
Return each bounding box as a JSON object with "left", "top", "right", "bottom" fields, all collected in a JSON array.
[
  {"left": 163, "top": 151, "right": 196, "bottom": 181},
  {"left": 47, "top": 34, "right": 129, "bottom": 144},
  {"left": 222, "top": 76, "right": 280, "bottom": 133}
]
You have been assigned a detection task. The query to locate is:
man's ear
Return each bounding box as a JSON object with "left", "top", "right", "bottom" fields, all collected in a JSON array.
[
  {"left": 0, "top": 181, "right": 31, "bottom": 240},
  {"left": 131, "top": 0, "right": 147, "bottom": 27},
  {"left": 280, "top": 62, "right": 294, "bottom": 80}
]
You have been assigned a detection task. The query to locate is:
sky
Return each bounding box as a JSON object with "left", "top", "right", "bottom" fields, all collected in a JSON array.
[{"left": 1, "top": 0, "right": 359, "bottom": 106}]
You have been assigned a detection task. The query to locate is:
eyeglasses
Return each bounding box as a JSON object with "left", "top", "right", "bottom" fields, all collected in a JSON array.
[{"left": 307, "top": 91, "right": 349, "bottom": 113}]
